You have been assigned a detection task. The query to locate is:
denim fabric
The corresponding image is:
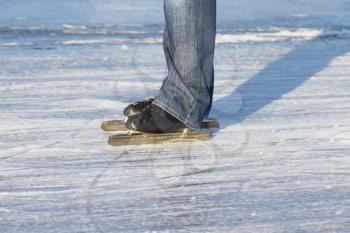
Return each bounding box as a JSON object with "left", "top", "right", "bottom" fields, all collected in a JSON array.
[{"left": 153, "top": 0, "right": 216, "bottom": 130}]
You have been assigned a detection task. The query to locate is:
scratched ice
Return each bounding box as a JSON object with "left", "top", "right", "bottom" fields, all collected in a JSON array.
[{"left": 0, "top": 0, "right": 350, "bottom": 232}]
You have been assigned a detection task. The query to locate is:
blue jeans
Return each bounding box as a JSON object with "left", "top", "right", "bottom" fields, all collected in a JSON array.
[{"left": 153, "top": 0, "right": 217, "bottom": 130}]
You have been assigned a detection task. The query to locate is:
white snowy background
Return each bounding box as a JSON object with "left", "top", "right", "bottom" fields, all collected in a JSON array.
[{"left": 1, "top": 0, "right": 350, "bottom": 232}]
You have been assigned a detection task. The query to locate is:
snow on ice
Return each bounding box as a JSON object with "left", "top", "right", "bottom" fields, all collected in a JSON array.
[{"left": 0, "top": 0, "right": 350, "bottom": 232}]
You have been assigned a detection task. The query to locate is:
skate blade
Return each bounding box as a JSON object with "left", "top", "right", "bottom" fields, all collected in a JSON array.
[
  {"left": 201, "top": 118, "right": 220, "bottom": 129},
  {"left": 100, "top": 119, "right": 127, "bottom": 131},
  {"left": 108, "top": 129, "right": 210, "bottom": 146},
  {"left": 101, "top": 118, "right": 219, "bottom": 132}
]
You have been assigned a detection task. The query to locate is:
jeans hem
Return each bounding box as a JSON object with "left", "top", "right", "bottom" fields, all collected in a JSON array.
[{"left": 153, "top": 99, "right": 201, "bottom": 131}]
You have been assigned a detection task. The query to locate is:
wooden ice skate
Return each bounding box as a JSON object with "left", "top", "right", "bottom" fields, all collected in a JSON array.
[
  {"left": 101, "top": 118, "right": 219, "bottom": 131},
  {"left": 107, "top": 128, "right": 211, "bottom": 146}
]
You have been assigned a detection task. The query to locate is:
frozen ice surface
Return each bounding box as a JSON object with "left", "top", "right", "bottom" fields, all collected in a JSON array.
[{"left": 0, "top": 1, "right": 350, "bottom": 233}]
